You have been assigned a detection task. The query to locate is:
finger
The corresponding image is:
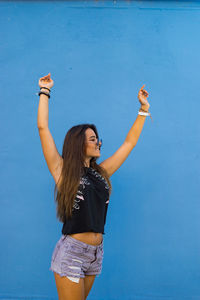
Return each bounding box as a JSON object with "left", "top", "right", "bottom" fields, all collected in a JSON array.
[
  {"left": 42, "top": 74, "right": 49, "bottom": 79},
  {"left": 142, "top": 89, "right": 149, "bottom": 95},
  {"left": 139, "top": 91, "right": 148, "bottom": 96},
  {"left": 43, "top": 76, "right": 50, "bottom": 82},
  {"left": 141, "top": 89, "right": 148, "bottom": 94},
  {"left": 140, "top": 89, "right": 148, "bottom": 94},
  {"left": 140, "top": 84, "right": 145, "bottom": 90}
]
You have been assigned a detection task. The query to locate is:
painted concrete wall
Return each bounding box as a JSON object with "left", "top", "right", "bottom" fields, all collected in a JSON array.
[{"left": 0, "top": 1, "right": 200, "bottom": 299}]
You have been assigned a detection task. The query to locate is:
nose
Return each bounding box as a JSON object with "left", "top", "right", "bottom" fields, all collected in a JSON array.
[{"left": 97, "top": 138, "right": 102, "bottom": 147}]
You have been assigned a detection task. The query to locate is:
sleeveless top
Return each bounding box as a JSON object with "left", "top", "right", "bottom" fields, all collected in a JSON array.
[{"left": 61, "top": 166, "right": 110, "bottom": 235}]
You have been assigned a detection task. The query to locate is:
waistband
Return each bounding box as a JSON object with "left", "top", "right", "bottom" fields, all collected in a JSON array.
[{"left": 61, "top": 234, "right": 103, "bottom": 251}]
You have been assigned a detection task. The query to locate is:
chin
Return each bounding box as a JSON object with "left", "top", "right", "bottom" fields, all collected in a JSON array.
[{"left": 93, "top": 154, "right": 100, "bottom": 158}]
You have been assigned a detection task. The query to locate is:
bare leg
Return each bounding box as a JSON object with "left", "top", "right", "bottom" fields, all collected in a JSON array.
[
  {"left": 54, "top": 272, "right": 85, "bottom": 300},
  {"left": 84, "top": 275, "right": 96, "bottom": 299}
]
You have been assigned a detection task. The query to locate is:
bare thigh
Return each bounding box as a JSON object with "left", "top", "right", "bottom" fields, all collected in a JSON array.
[
  {"left": 54, "top": 272, "right": 85, "bottom": 300},
  {"left": 84, "top": 275, "right": 96, "bottom": 299}
]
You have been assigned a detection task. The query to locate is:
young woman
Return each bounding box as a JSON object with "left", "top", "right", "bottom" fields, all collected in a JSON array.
[{"left": 37, "top": 73, "right": 151, "bottom": 300}]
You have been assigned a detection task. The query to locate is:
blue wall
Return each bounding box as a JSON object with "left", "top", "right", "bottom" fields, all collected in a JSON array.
[{"left": 0, "top": 1, "right": 200, "bottom": 299}]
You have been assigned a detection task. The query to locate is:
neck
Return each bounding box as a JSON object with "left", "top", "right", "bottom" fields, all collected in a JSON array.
[{"left": 84, "top": 158, "right": 91, "bottom": 168}]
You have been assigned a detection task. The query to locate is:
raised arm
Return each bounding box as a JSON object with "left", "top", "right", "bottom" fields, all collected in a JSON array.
[
  {"left": 99, "top": 85, "right": 151, "bottom": 177},
  {"left": 37, "top": 73, "right": 63, "bottom": 184}
]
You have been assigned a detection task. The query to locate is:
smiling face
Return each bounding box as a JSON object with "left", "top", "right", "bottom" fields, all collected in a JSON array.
[{"left": 84, "top": 128, "right": 102, "bottom": 166}]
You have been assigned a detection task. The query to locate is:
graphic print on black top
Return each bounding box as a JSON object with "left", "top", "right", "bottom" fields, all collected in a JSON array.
[
  {"left": 72, "top": 176, "right": 91, "bottom": 211},
  {"left": 72, "top": 167, "right": 110, "bottom": 211},
  {"left": 62, "top": 166, "right": 110, "bottom": 235},
  {"left": 89, "top": 168, "right": 110, "bottom": 204}
]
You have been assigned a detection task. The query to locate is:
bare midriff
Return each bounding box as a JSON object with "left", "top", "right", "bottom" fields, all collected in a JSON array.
[{"left": 68, "top": 232, "right": 103, "bottom": 246}]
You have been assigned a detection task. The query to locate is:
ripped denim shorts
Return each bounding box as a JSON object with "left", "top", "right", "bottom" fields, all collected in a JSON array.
[{"left": 49, "top": 234, "right": 104, "bottom": 283}]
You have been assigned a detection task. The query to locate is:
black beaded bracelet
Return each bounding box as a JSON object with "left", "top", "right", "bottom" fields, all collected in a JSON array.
[
  {"left": 38, "top": 91, "right": 50, "bottom": 99},
  {"left": 40, "top": 87, "right": 51, "bottom": 92}
]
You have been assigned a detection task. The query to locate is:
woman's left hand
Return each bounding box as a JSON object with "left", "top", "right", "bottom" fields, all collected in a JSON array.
[{"left": 138, "top": 84, "right": 150, "bottom": 110}]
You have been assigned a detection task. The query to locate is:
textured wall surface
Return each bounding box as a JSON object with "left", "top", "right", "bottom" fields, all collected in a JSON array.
[{"left": 0, "top": 1, "right": 200, "bottom": 299}]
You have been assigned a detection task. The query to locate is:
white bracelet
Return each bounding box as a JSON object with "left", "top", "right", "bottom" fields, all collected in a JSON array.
[{"left": 138, "top": 111, "right": 150, "bottom": 117}]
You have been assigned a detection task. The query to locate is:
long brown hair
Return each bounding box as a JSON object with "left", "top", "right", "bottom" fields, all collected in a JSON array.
[{"left": 54, "top": 123, "right": 112, "bottom": 222}]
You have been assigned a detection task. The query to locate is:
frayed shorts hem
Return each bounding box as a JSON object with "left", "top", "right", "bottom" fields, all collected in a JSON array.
[
  {"left": 50, "top": 267, "right": 85, "bottom": 279},
  {"left": 49, "top": 266, "right": 102, "bottom": 278}
]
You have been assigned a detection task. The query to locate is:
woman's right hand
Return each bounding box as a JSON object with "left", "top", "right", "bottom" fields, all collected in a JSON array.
[{"left": 38, "top": 73, "right": 54, "bottom": 89}]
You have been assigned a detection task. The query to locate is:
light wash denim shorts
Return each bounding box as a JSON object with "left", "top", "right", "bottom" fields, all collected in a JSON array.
[{"left": 49, "top": 234, "right": 104, "bottom": 283}]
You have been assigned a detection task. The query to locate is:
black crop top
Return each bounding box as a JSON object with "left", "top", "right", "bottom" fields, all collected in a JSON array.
[{"left": 61, "top": 166, "right": 110, "bottom": 235}]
